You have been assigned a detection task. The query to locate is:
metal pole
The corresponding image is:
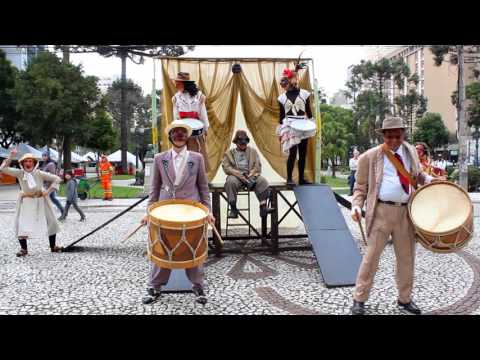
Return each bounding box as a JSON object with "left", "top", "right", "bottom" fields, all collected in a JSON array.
[
  {"left": 476, "top": 132, "right": 479, "bottom": 167},
  {"left": 151, "top": 59, "right": 159, "bottom": 154},
  {"left": 310, "top": 59, "right": 322, "bottom": 184}
]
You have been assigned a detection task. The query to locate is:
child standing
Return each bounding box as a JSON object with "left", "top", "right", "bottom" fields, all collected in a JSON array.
[{"left": 59, "top": 170, "right": 86, "bottom": 222}]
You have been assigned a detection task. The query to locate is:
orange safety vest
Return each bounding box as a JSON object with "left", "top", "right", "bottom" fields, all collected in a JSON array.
[{"left": 99, "top": 161, "right": 113, "bottom": 180}]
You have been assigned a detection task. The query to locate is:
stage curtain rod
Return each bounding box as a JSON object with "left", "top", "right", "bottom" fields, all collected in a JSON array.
[{"left": 154, "top": 56, "right": 314, "bottom": 62}]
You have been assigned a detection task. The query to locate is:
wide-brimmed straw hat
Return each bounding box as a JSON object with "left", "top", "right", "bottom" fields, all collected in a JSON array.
[
  {"left": 173, "top": 72, "right": 193, "bottom": 82},
  {"left": 165, "top": 120, "right": 193, "bottom": 137},
  {"left": 375, "top": 116, "right": 408, "bottom": 134},
  {"left": 18, "top": 153, "right": 39, "bottom": 164}
]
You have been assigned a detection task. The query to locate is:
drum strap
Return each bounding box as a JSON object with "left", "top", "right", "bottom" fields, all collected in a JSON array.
[{"left": 381, "top": 144, "right": 418, "bottom": 190}]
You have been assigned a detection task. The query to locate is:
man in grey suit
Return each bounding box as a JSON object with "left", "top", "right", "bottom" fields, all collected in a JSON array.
[{"left": 141, "top": 121, "right": 215, "bottom": 305}]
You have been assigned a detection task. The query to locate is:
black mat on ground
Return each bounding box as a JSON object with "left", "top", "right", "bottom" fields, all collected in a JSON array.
[
  {"left": 162, "top": 269, "right": 192, "bottom": 293},
  {"left": 294, "top": 184, "right": 362, "bottom": 287}
]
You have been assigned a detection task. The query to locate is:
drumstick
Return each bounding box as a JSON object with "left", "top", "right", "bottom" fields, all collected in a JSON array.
[
  {"left": 355, "top": 209, "right": 367, "bottom": 246},
  {"left": 121, "top": 223, "right": 146, "bottom": 243},
  {"left": 210, "top": 223, "right": 224, "bottom": 247}
]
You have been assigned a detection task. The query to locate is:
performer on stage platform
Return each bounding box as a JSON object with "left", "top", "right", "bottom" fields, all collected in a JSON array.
[
  {"left": 141, "top": 121, "right": 215, "bottom": 305},
  {"left": 222, "top": 130, "right": 272, "bottom": 219},
  {"left": 0, "top": 148, "right": 63, "bottom": 257},
  {"left": 277, "top": 62, "right": 314, "bottom": 186},
  {"left": 350, "top": 117, "right": 436, "bottom": 315},
  {"left": 99, "top": 154, "right": 113, "bottom": 201},
  {"left": 172, "top": 72, "right": 210, "bottom": 173}
]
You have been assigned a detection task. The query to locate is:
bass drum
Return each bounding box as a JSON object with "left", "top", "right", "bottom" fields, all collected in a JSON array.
[{"left": 408, "top": 181, "right": 474, "bottom": 253}]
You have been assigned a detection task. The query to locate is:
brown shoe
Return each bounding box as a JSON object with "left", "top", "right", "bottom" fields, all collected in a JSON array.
[
  {"left": 16, "top": 249, "right": 28, "bottom": 257},
  {"left": 51, "top": 246, "right": 64, "bottom": 253}
]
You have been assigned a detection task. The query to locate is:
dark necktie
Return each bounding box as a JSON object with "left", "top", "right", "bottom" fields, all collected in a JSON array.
[{"left": 394, "top": 152, "right": 410, "bottom": 194}]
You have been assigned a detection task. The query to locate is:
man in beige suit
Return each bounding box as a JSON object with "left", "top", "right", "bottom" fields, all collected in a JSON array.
[{"left": 350, "top": 117, "right": 435, "bottom": 315}]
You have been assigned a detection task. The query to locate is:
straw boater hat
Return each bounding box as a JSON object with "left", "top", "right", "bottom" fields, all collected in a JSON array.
[
  {"left": 18, "top": 153, "right": 39, "bottom": 164},
  {"left": 165, "top": 120, "right": 193, "bottom": 137},
  {"left": 173, "top": 72, "right": 193, "bottom": 83},
  {"left": 375, "top": 116, "right": 408, "bottom": 134}
]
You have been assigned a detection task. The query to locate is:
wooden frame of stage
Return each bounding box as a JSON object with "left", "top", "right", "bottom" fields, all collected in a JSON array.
[{"left": 209, "top": 182, "right": 311, "bottom": 255}]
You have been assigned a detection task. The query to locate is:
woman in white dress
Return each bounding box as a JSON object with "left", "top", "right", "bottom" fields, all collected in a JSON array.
[
  {"left": 172, "top": 72, "right": 210, "bottom": 173},
  {"left": 0, "top": 148, "right": 63, "bottom": 256}
]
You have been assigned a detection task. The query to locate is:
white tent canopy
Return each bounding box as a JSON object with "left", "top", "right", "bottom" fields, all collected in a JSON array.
[
  {"left": 107, "top": 150, "right": 142, "bottom": 169},
  {"left": 3, "top": 143, "right": 43, "bottom": 160},
  {"left": 40, "top": 146, "right": 84, "bottom": 163},
  {"left": 83, "top": 151, "right": 99, "bottom": 162}
]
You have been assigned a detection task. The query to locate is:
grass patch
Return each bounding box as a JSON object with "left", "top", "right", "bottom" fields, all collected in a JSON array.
[
  {"left": 58, "top": 178, "right": 142, "bottom": 199},
  {"left": 112, "top": 175, "right": 135, "bottom": 180},
  {"left": 324, "top": 176, "right": 349, "bottom": 188}
]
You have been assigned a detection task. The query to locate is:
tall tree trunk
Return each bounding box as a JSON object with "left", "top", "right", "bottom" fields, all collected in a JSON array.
[
  {"left": 457, "top": 45, "right": 468, "bottom": 190},
  {"left": 120, "top": 51, "right": 128, "bottom": 174},
  {"left": 62, "top": 45, "right": 72, "bottom": 170}
]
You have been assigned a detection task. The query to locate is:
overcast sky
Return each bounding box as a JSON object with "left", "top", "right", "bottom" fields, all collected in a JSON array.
[{"left": 69, "top": 45, "right": 370, "bottom": 99}]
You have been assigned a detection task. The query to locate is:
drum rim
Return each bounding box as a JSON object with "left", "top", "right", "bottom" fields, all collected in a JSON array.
[
  {"left": 177, "top": 118, "right": 204, "bottom": 130},
  {"left": 148, "top": 199, "right": 209, "bottom": 229},
  {"left": 408, "top": 180, "right": 474, "bottom": 237}
]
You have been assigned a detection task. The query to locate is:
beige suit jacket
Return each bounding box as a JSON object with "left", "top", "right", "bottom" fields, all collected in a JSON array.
[{"left": 352, "top": 141, "right": 428, "bottom": 236}]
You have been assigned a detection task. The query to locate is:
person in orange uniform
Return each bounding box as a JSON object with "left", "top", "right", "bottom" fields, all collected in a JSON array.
[{"left": 99, "top": 154, "right": 114, "bottom": 201}]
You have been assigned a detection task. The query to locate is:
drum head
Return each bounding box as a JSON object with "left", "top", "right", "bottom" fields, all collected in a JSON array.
[
  {"left": 290, "top": 119, "right": 317, "bottom": 132},
  {"left": 410, "top": 183, "right": 471, "bottom": 233},
  {"left": 178, "top": 118, "right": 204, "bottom": 131},
  {"left": 150, "top": 203, "right": 207, "bottom": 223}
]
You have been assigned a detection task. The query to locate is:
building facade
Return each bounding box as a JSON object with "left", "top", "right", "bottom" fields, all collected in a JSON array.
[
  {"left": 382, "top": 45, "right": 477, "bottom": 145},
  {"left": 0, "top": 45, "right": 46, "bottom": 70}
]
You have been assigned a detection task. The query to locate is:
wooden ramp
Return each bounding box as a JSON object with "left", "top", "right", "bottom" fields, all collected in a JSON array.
[{"left": 293, "top": 184, "right": 362, "bottom": 287}]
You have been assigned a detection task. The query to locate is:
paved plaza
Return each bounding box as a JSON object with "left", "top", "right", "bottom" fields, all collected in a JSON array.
[{"left": 1, "top": 189, "right": 480, "bottom": 315}]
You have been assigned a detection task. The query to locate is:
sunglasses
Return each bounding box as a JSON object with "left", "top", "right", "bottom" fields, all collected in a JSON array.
[{"left": 384, "top": 134, "right": 402, "bottom": 140}]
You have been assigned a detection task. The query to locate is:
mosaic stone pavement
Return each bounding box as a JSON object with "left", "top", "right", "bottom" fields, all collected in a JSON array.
[{"left": 1, "top": 198, "right": 480, "bottom": 315}]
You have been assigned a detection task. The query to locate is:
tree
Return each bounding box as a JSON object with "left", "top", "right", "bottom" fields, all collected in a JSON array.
[
  {"left": 353, "top": 90, "right": 380, "bottom": 146},
  {"left": 14, "top": 51, "right": 101, "bottom": 169},
  {"left": 395, "top": 75, "right": 428, "bottom": 140},
  {"left": 105, "top": 79, "right": 145, "bottom": 150},
  {"left": 0, "top": 49, "right": 22, "bottom": 149},
  {"left": 348, "top": 57, "right": 411, "bottom": 147},
  {"left": 412, "top": 113, "right": 449, "bottom": 150},
  {"left": 64, "top": 45, "right": 195, "bottom": 172},
  {"left": 81, "top": 97, "right": 117, "bottom": 155},
  {"left": 320, "top": 104, "right": 354, "bottom": 177}
]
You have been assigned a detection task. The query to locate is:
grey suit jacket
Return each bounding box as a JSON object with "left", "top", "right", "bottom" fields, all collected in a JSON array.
[{"left": 148, "top": 150, "right": 211, "bottom": 212}]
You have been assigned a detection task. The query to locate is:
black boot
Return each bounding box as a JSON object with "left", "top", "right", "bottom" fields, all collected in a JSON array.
[
  {"left": 351, "top": 300, "right": 365, "bottom": 315},
  {"left": 16, "top": 239, "right": 28, "bottom": 257},
  {"left": 142, "top": 287, "right": 161, "bottom": 304},
  {"left": 228, "top": 202, "right": 239, "bottom": 218},
  {"left": 398, "top": 300, "right": 422, "bottom": 315},
  {"left": 49, "top": 234, "right": 63, "bottom": 253},
  {"left": 193, "top": 286, "right": 207, "bottom": 305}
]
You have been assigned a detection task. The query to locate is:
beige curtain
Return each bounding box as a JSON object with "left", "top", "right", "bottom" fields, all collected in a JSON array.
[
  {"left": 160, "top": 58, "right": 317, "bottom": 182},
  {"left": 161, "top": 59, "right": 240, "bottom": 181},
  {"left": 237, "top": 61, "right": 316, "bottom": 182}
]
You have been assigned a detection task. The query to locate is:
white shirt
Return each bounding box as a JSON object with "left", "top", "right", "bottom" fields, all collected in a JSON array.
[
  {"left": 378, "top": 144, "right": 413, "bottom": 204},
  {"left": 349, "top": 158, "right": 358, "bottom": 171},
  {"left": 172, "top": 91, "right": 210, "bottom": 131},
  {"left": 434, "top": 159, "right": 447, "bottom": 170},
  {"left": 171, "top": 147, "right": 188, "bottom": 176}
]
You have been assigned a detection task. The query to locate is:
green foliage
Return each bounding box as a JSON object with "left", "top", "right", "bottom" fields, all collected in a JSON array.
[
  {"left": 81, "top": 98, "right": 117, "bottom": 153},
  {"left": 395, "top": 88, "right": 428, "bottom": 140},
  {"left": 0, "top": 49, "right": 22, "bottom": 149},
  {"left": 466, "top": 82, "right": 480, "bottom": 129},
  {"left": 320, "top": 104, "right": 354, "bottom": 177},
  {"left": 14, "top": 51, "right": 100, "bottom": 149},
  {"left": 412, "top": 113, "right": 449, "bottom": 150},
  {"left": 450, "top": 166, "right": 480, "bottom": 192}
]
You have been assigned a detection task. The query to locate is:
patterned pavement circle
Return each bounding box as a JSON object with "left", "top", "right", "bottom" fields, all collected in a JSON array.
[{"left": 0, "top": 200, "right": 479, "bottom": 315}]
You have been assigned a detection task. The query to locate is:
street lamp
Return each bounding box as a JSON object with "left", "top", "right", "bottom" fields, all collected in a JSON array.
[{"left": 471, "top": 126, "right": 480, "bottom": 167}]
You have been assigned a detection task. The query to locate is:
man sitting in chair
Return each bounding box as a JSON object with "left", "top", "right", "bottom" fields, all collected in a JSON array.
[{"left": 222, "top": 130, "right": 271, "bottom": 219}]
